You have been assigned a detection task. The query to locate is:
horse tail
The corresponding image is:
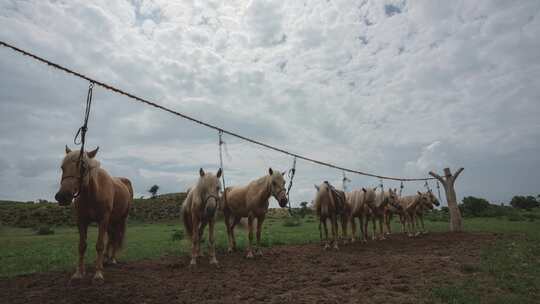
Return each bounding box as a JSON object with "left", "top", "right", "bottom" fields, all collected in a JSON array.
[
  {"left": 113, "top": 177, "right": 133, "bottom": 250},
  {"left": 182, "top": 193, "right": 194, "bottom": 239}
]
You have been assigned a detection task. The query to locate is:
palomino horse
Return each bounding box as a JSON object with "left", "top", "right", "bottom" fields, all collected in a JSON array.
[
  {"left": 414, "top": 190, "right": 440, "bottom": 234},
  {"left": 346, "top": 187, "right": 376, "bottom": 242},
  {"left": 55, "top": 146, "right": 133, "bottom": 283},
  {"left": 368, "top": 188, "right": 399, "bottom": 240},
  {"left": 223, "top": 168, "right": 288, "bottom": 258},
  {"left": 182, "top": 168, "right": 222, "bottom": 266},
  {"left": 383, "top": 188, "right": 403, "bottom": 235},
  {"left": 313, "top": 181, "right": 346, "bottom": 250},
  {"left": 397, "top": 192, "right": 428, "bottom": 237}
]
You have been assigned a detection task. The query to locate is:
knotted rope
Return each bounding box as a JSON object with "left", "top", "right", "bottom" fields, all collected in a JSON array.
[
  {"left": 286, "top": 156, "right": 297, "bottom": 215},
  {"left": 72, "top": 82, "right": 94, "bottom": 198},
  {"left": 218, "top": 131, "right": 227, "bottom": 206}
]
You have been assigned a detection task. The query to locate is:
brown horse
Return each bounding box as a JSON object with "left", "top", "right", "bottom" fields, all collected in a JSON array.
[
  {"left": 222, "top": 168, "right": 288, "bottom": 258},
  {"left": 368, "top": 188, "right": 399, "bottom": 240},
  {"left": 414, "top": 190, "right": 440, "bottom": 234},
  {"left": 397, "top": 192, "right": 428, "bottom": 237},
  {"left": 181, "top": 168, "right": 222, "bottom": 266},
  {"left": 55, "top": 146, "right": 133, "bottom": 283},
  {"left": 313, "top": 181, "right": 345, "bottom": 250}
]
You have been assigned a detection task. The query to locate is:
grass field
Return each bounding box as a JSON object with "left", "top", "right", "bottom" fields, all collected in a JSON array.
[{"left": 2, "top": 215, "right": 540, "bottom": 303}]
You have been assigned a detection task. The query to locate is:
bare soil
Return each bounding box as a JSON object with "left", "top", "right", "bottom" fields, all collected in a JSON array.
[{"left": 0, "top": 232, "right": 496, "bottom": 304}]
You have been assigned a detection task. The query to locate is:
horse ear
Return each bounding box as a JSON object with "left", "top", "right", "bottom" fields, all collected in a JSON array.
[
  {"left": 65, "top": 145, "right": 72, "bottom": 154},
  {"left": 417, "top": 191, "right": 422, "bottom": 195},
  {"left": 314, "top": 184, "right": 320, "bottom": 191},
  {"left": 199, "top": 168, "right": 205, "bottom": 177},
  {"left": 268, "top": 167, "right": 273, "bottom": 175},
  {"left": 216, "top": 168, "right": 222, "bottom": 178},
  {"left": 281, "top": 171, "right": 286, "bottom": 176},
  {"left": 362, "top": 187, "right": 367, "bottom": 193},
  {"left": 87, "top": 147, "right": 99, "bottom": 158}
]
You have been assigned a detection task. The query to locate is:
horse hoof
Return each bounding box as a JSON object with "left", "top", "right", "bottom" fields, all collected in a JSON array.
[
  {"left": 70, "top": 271, "right": 84, "bottom": 283},
  {"left": 209, "top": 258, "right": 219, "bottom": 265},
  {"left": 333, "top": 246, "right": 339, "bottom": 251},
  {"left": 189, "top": 259, "right": 197, "bottom": 266},
  {"left": 255, "top": 249, "right": 263, "bottom": 257},
  {"left": 323, "top": 244, "right": 330, "bottom": 250},
  {"left": 92, "top": 273, "right": 104, "bottom": 285},
  {"left": 246, "top": 252, "right": 254, "bottom": 259}
]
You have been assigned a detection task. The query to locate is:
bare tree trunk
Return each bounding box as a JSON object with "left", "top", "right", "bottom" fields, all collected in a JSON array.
[{"left": 429, "top": 167, "right": 464, "bottom": 232}]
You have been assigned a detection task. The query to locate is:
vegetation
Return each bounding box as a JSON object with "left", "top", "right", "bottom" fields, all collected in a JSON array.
[
  {"left": 510, "top": 195, "right": 539, "bottom": 210},
  {"left": 148, "top": 184, "right": 160, "bottom": 198}
]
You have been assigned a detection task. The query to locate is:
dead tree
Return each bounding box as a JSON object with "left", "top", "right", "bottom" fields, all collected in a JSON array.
[{"left": 429, "top": 168, "right": 464, "bottom": 232}]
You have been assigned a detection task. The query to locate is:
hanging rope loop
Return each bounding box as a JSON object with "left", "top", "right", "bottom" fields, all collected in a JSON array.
[
  {"left": 424, "top": 180, "right": 432, "bottom": 193},
  {"left": 436, "top": 180, "right": 442, "bottom": 201},
  {"left": 72, "top": 82, "right": 94, "bottom": 198},
  {"left": 399, "top": 181, "right": 404, "bottom": 196},
  {"left": 218, "top": 130, "right": 227, "bottom": 205},
  {"left": 286, "top": 156, "right": 297, "bottom": 215}
]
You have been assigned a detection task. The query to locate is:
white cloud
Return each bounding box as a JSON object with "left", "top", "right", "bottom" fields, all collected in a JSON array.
[{"left": 0, "top": 0, "right": 539, "bottom": 205}]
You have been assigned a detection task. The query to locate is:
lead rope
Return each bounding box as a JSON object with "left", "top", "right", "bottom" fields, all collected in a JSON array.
[
  {"left": 399, "top": 181, "right": 404, "bottom": 197},
  {"left": 218, "top": 131, "right": 227, "bottom": 208},
  {"left": 436, "top": 180, "right": 442, "bottom": 201},
  {"left": 72, "top": 82, "right": 94, "bottom": 198},
  {"left": 286, "top": 156, "right": 297, "bottom": 216}
]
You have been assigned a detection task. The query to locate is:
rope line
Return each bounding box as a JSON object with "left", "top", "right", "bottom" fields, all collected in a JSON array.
[
  {"left": 286, "top": 156, "right": 297, "bottom": 214},
  {"left": 0, "top": 40, "right": 435, "bottom": 182},
  {"left": 218, "top": 131, "right": 227, "bottom": 205},
  {"left": 72, "top": 81, "right": 93, "bottom": 198}
]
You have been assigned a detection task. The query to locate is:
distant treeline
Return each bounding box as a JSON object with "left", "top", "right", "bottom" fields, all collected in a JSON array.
[{"left": 0, "top": 193, "right": 187, "bottom": 228}]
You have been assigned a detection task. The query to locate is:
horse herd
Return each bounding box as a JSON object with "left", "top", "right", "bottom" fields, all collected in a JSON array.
[{"left": 54, "top": 146, "right": 439, "bottom": 284}]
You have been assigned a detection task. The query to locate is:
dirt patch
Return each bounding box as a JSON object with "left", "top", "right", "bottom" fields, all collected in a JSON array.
[{"left": 0, "top": 232, "right": 496, "bottom": 304}]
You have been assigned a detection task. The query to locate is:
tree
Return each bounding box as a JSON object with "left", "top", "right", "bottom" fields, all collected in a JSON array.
[
  {"left": 148, "top": 185, "right": 159, "bottom": 199},
  {"left": 298, "top": 201, "right": 309, "bottom": 218},
  {"left": 461, "top": 196, "right": 490, "bottom": 217},
  {"left": 429, "top": 167, "right": 464, "bottom": 232},
  {"left": 510, "top": 195, "right": 539, "bottom": 210}
]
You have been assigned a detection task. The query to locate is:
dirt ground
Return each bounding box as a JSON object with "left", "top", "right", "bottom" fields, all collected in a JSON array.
[{"left": 1, "top": 232, "right": 496, "bottom": 304}]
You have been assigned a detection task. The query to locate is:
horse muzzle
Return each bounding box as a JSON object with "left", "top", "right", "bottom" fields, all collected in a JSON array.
[
  {"left": 55, "top": 191, "right": 73, "bottom": 206},
  {"left": 278, "top": 197, "right": 288, "bottom": 208}
]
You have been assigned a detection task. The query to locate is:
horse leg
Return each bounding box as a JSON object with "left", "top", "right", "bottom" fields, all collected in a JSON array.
[
  {"left": 224, "top": 209, "right": 234, "bottom": 254},
  {"left": 420, "top": 213, "right": 427, "bottom": 234},
  {"left": 361, "top": 214, "right": 368, "bottom": 243},
  {"left": 340, "top": 215, "right": 349, "bottom": 244},
  {"left": 255, "top": 215, "right": 265, "bottom": 256},
  {"left": 190, "top": 215, "right": 200, "bottom": 266},
  {"left": 246, "top": 215, "right": 255, "bottom": 259},
  {"left": 350, "top": 216, "right": 357, "bottom": 243},
  {"left": 231, "top": 216, "right": 240, "bottom": 252},
  {"left": 322, "top": 218, "right": 330, "bottom": 250},
  {"left": 208, "top": 218, "right": 218, "bottom": 265},
  {"left": 378, "top": 216, "right": 386, "bottom": 240},
  {"left": 93, "top": 216, "right": 109, "bottom": 284},
  {"left": 71, "top": 221, "right": 88, "bottom": 281},
  {"left": 371, "top": 216, "right": 377, "bottom": 240},
  {"left": 331, "top": 215, "right": 339, "bottom": 250}
]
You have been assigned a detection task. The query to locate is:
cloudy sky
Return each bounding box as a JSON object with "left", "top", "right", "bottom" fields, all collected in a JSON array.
[{"left": 0, "top": 0, "right": 539, "bottom": 206}]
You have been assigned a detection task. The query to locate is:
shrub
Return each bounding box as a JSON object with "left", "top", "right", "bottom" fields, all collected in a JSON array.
[
  {"left": 510, "top": 195, "right": 539, "bottom": 210},
  {"left": 35, "top": 226, "right": 55, "bottom": 235},
  {"left": 170, "top": 229, "right": 184, "bottom": 241},
  {"left": 507, "top": 213, "right": 525, "bottom": 222},
  {"left": 462, "top": 196, "right": 490, "bottom": 217}
]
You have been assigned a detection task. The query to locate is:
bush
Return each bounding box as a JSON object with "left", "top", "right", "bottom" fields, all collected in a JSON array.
[
  {"left": 507, "top": 213, "right": 525, "bottom": 222},
  {"left": 282, "top": 215, "right": 302, "bottom": 227},
  {"left": 510, "top": 195, "right": 539, "bottom": 210},
  {"left": 462, "top": 196, "right": 490, "bottom": 217},
  {"left": 170, "top": 229, "right": 184, "bottom": 241},
  {"left": 35, "top": 226, "right": 55, "bottom": 235}
]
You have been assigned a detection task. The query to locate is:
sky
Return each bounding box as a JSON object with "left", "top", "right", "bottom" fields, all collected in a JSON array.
[{"left": 0, "top": 0, "right": 539, "bottom": 206}]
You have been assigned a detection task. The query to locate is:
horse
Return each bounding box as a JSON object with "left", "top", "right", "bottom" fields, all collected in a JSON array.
[
  {"left": 314, "top": 181, "right": 347, "bottom": 250},
  {"left": 368, "top": 188, "right": 399, "bottom": 240},
  {"left": 397, "top": 192, "right": 428, "bottom": 237},
  {"left": 414, "top": 190, "right": 440, "bottom": 234},
  {"left": 182, "top": 168, "right": 222, "bottom": 266},
  {"left": 383, "top": 188, "right": 403, "bottom": 235},
  {"left": 346, "top": 187, "right": 376, "bottom": 243},
  {"left": 55, "top": 146, "right": 133, "bottom": 284},
  {"left": 222, "top": 168, "right": 288, "bottom": 258}
]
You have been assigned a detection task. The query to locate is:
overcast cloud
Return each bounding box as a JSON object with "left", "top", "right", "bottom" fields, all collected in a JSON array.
[{"left": 0, "top": 0, "right": 539, "bottom": 206}]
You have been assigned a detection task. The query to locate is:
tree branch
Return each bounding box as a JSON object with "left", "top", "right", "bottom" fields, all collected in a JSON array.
[
  {"left": 429, "top": 171, "right": 444, "bottom": 183},
  {"left": 452, "top": 168, "right": 464, "bottom": 182}
]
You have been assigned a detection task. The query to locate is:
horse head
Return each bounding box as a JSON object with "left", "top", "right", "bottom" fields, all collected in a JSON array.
[
  {"left": 55, "top": 145, "right": 99, "bottom": 206},
  {"left": 268, "top": 167, "right": 288, "bottom": 208}
]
